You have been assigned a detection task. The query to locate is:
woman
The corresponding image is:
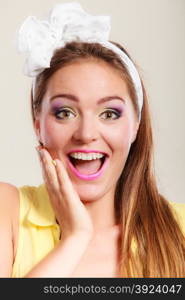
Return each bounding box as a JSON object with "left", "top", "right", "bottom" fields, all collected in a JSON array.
[{"left": 0, "top": 3, "right": 184, "bottom": 278}]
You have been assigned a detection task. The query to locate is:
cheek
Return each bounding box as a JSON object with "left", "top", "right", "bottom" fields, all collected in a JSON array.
[
  {"left": 105, "top": 122, "right": 133, "bottom": 152},
  {"left": 40, "top": 117, "right": 69, "bottom": 147}
]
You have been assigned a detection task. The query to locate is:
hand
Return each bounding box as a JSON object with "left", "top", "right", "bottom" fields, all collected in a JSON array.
[{"left": 36, "top": 147, "right": 94, "bottom": 241}]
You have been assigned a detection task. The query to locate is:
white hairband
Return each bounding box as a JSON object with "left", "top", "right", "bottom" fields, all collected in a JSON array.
[{"left": 17, "top": 2, "right": 143, "bottom": 120}]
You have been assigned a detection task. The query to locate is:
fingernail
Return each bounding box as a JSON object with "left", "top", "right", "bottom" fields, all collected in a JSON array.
[{"left": 52, "top": 160, "right": 57, "bottom": 166}]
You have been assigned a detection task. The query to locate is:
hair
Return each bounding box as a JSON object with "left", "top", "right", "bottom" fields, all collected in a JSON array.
[{"left": 31, "top": 41, "right": 185, "bottom": 277}]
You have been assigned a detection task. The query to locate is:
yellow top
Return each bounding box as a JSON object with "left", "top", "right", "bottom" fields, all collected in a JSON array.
[
  {"left": 12, "top": 184, "right": 60, "bottom": 278},
  {"left": 11, "top": 184, "right": 185, "bottom": 278}
]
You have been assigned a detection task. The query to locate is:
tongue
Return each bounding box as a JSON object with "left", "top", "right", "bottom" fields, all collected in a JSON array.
[{"left": 74, "top": 159, "right": 102, "bottom": 175}]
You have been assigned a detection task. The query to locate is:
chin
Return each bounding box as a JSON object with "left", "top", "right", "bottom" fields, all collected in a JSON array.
[{"left": 74, "top": 185, "right": 106, "bottom": 203}]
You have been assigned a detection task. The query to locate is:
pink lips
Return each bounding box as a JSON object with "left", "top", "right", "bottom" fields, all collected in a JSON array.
[{"left": 66, "top": 155, "right": 109, "bottom": 181}]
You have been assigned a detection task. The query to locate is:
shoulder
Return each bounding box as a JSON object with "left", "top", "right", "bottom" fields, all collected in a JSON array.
[
  {"left": 168, "top": 201, "right": 185, "bottom": 234},
  {"left": 0, "top": 182, "right": 20, "bottom": 277},
  {"left": 0, "top": 182, "right": 46, "bottom": 225},
  {"left": 169, "top": 201, "right": 185, "bottom": 218},
  {"left": 0, "top": 181, "right": 42, "bottom": 214},
  {"left": 0, "top": 182, "right": 19, "bottom": 212},
  {"left": 0, "top": 181, "right": 18, "bottom": 193},
  {"left": 0, "top": 182, "right": 20, "bottom": 245}
]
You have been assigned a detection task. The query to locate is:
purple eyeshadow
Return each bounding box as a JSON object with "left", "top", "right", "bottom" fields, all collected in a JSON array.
[
  {"left": 109, "top": 105, "right": 123, "bottom": 113},
  {"left": 50, "top": 99, "right": 124, "bottom": 117},
  {"left": 50, "top": 99, "right": 65, "bottom": 109}
]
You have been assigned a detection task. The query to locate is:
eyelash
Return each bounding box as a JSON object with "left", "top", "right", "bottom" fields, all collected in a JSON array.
[{"left": 53, "top": 108, "right": 122, "bottom": 120}]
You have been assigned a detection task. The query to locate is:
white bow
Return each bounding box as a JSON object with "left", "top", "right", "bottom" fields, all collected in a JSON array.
[{"left": 17, "top": 2, "right": 111, "bottom": 77}]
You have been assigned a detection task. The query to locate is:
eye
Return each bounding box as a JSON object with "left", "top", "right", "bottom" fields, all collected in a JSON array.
[
  {"left": 53, "top": 107, "right": 122, "bottom": 120},
  {"left": 100, "top": 109, "right": 122, "bottom": 120},
  {"left": 54, "top": 108, "right": 76, "bottom": 120}
]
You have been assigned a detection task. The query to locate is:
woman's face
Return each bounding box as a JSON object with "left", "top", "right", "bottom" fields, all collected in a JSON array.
[{"left": 35, "top": 59, "right": 139, "bottom": 202}]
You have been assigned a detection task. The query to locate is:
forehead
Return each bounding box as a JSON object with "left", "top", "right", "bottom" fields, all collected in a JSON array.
[{"left": 45, "top": 59, "right": 130, "bottom": 100}]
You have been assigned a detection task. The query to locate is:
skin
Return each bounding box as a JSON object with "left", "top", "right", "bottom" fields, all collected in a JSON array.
[{"left": 34, "top": 58, "right": 139, "bottom": 234}]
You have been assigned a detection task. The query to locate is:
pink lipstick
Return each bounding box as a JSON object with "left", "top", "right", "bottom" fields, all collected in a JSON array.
[{"left": 66, "top": 155, "right": 109, "bottom": 181}]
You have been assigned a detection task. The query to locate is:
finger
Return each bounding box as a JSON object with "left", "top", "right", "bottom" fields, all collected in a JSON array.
[
  {"left": 36, "top": 149, "right": 48, "bottom": 182},
  {"left": 38, "top": 149, "right": 80, "bottom": 206},
  {"left": 41, "top": 149, "right": 59, "bottom": 188},
  {"left": 55, "top": 158, "right": 80, "bottom": 204},
  {"left": 38, "top": 148, "right": 59, "bottom": 192}
]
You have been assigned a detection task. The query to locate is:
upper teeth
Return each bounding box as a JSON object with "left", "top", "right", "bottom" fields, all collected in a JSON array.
[{"left": 69, "top": 152, "right": 104, "bottom": 160}]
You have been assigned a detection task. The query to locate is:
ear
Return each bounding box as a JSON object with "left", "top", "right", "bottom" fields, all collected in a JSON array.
[{"left": 131, "top": 121, "right": 140, "bottom": 144}]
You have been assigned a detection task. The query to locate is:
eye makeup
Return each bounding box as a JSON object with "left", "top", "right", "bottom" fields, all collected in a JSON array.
[
  {"left": 50, "top": 99, "right": 124, "bottom": 119},
  {"left": 50, "top": 102, "right": 76, "bottom": 119},
  {"left": 50, "top": 99, "right": 69, "bottom": 111},
  {"left": 105, "top": 105, "right": 124, "bottom": 116}
]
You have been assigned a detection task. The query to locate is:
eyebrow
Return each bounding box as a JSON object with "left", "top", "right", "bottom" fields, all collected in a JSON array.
[{"left": 49, "top": 93, "right": 126, "bottom": 104}]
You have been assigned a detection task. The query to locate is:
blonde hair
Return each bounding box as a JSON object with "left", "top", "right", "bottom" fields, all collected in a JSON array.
[{"left": 31, "top": 41, "right": 185, "bottom": 277}]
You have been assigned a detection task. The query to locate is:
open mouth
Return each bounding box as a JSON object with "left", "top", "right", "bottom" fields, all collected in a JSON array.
[{"left": 68, "top": 155, "right": 106, "bottom": 175}]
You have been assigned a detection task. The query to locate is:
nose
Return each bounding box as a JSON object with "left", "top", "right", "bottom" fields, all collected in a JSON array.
[{"left": 72, "top": 115, "right": 99, "bottom": 144}]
